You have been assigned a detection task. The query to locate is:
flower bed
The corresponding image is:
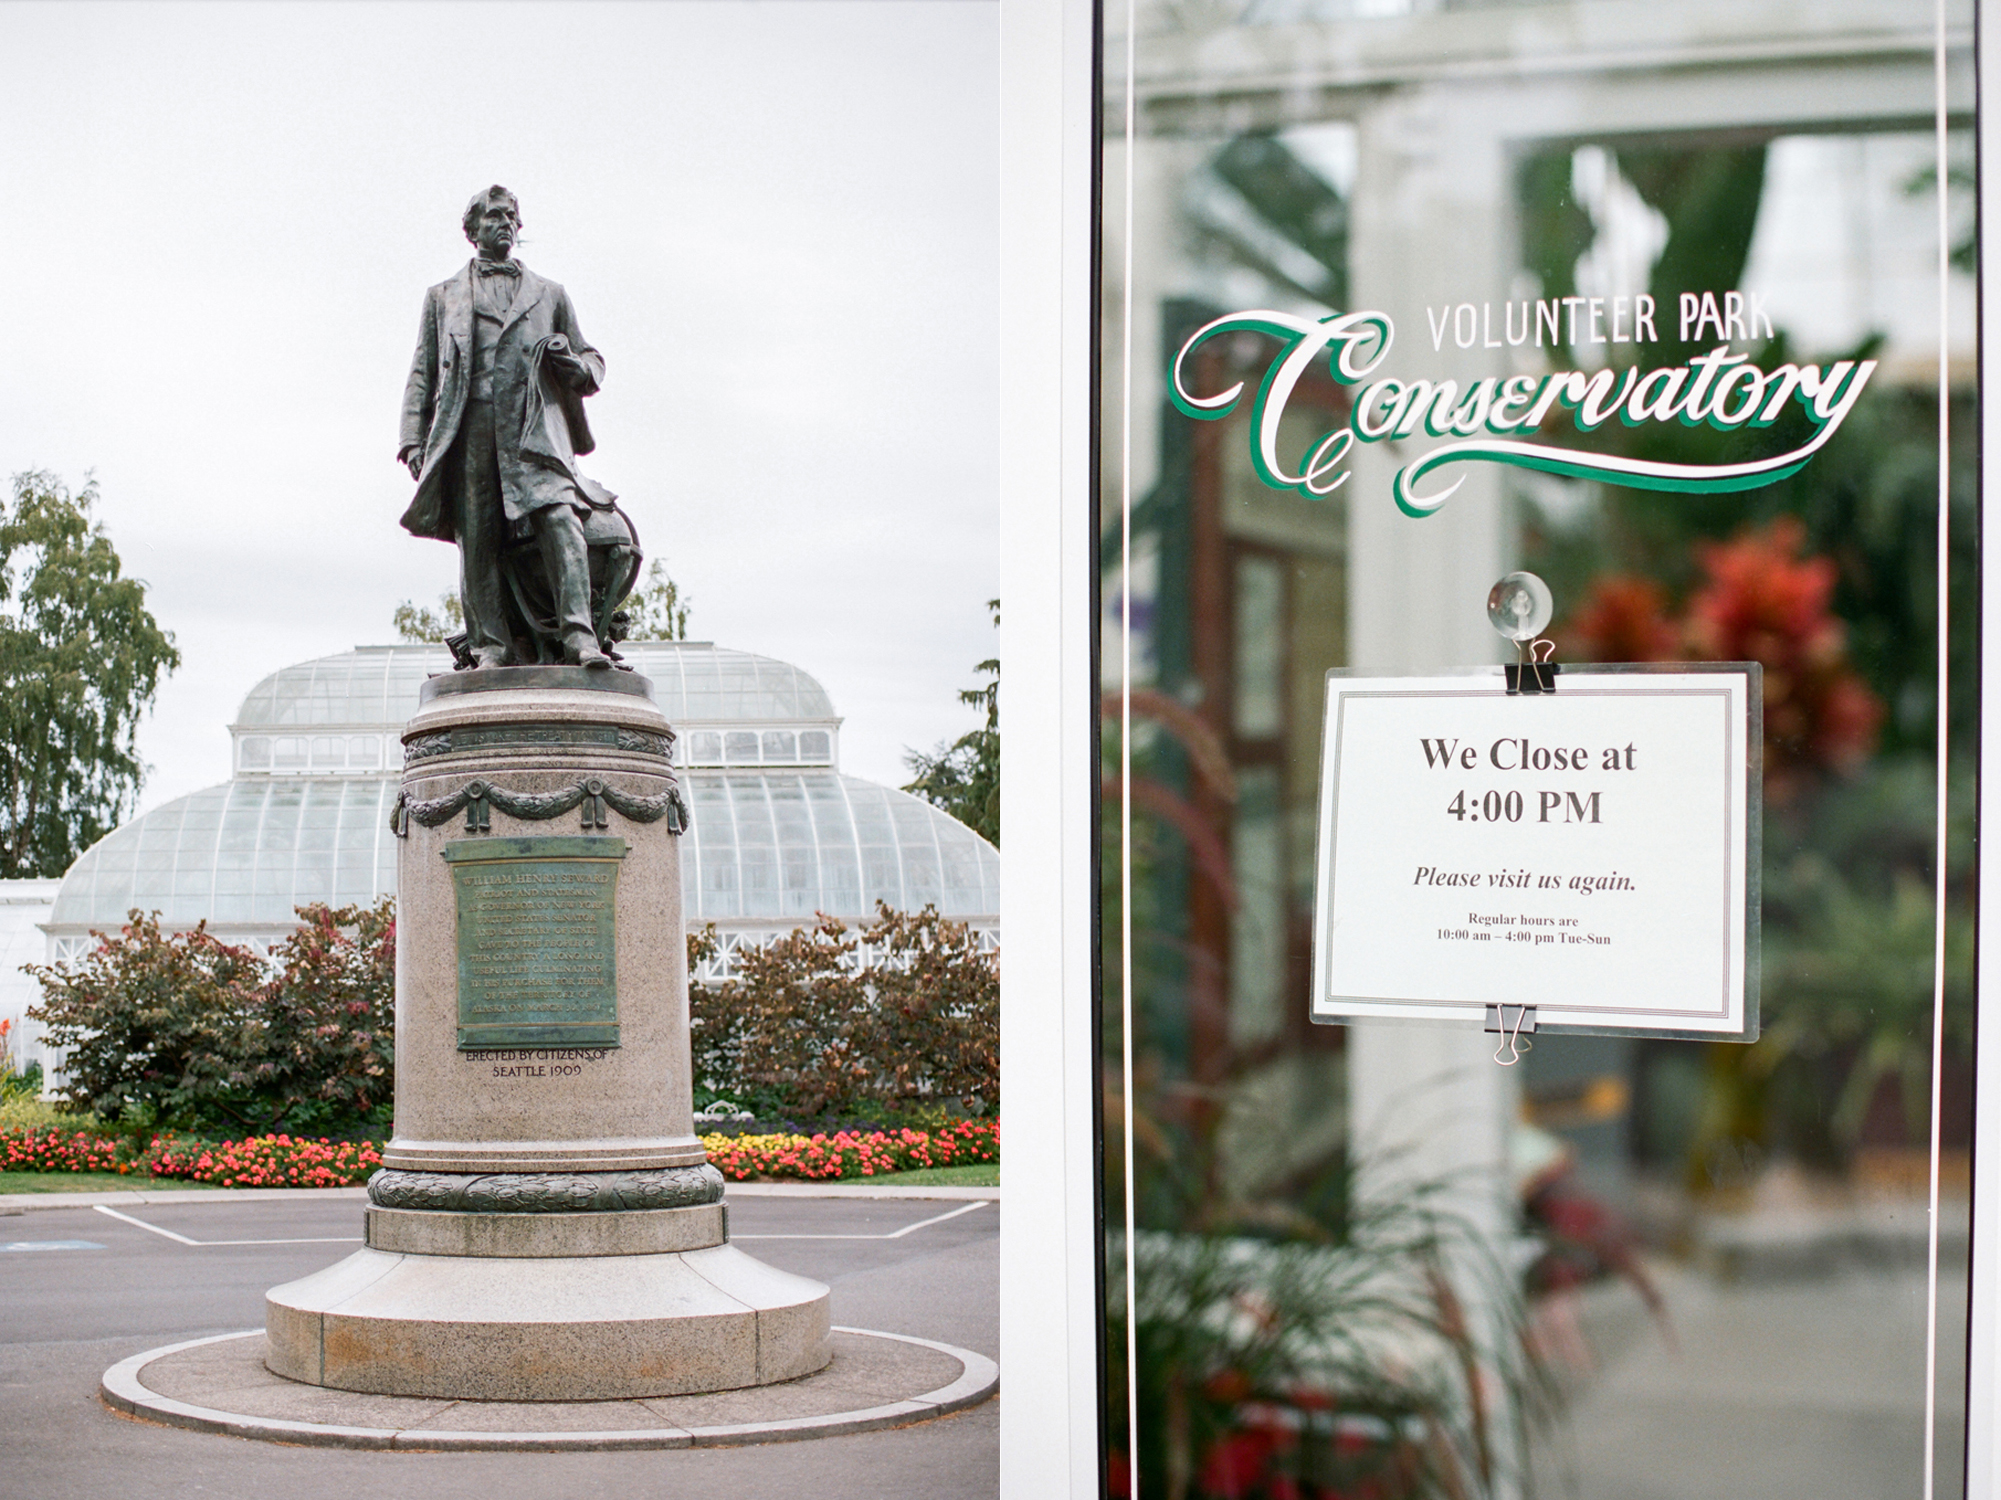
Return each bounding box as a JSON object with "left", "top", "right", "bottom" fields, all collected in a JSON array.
[
  {"left": 0, "top": 1126, "right": 129, "bottom": 1175},
  {"left": 145, "top": 1134, "right": 384, "bottom": 1189},
  {"left": 0, "top": 1118, "right": 997, "bottom": 1188},
  {"left": 0, "top": 1126, "right": 383, "bottom": 1187},
  {"left": 699, "top": 1118, "right": 998, "bottom": 1182}
]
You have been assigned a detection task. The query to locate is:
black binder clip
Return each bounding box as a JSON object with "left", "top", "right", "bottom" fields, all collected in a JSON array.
[{"left": 1506, "top": 638, "right": 1558, "bottom": 696}]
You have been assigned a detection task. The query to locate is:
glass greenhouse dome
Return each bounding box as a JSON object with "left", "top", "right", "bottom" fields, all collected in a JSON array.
[{"left": 45, "top": 643, "right": 999, "bottom": 975}]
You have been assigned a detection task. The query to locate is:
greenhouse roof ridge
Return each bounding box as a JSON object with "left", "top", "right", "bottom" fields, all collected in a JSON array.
[{"left": 233, "top": 643, "right": 841, "bottom": 733}]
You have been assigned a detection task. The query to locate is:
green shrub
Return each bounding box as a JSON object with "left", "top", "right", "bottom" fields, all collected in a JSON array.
[
  {"left": 28, "top": 901, "right": 394, "bottom": 1138},
  {"left": 0, "top": 1093, "right": 79, "bottom": 1132},
  {"left": 689, "top": 904, "right": 997, "bottom": 1120}
]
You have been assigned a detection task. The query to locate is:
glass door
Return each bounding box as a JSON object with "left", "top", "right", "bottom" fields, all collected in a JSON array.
[{"left": 1099, "top": 3, "right": 1976, "bottom": 1495}]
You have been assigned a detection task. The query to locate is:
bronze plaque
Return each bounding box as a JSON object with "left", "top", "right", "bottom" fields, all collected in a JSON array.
[{"left": 444, "top": 836, "right": 628, "bottom": 1049}]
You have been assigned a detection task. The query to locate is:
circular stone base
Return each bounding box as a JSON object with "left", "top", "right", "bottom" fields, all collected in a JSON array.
[
  {"left": 266, "top": 1244, "right": 830, "bottom": 1400},
  {"left": 103, "top": 1327, "right": 997, "bottom": 1451},
  {"left": 364, "top": 1203, "right": 725, "bottom": 1257}
]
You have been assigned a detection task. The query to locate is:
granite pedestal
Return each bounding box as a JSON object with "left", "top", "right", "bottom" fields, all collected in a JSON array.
[{"left": 265, "top": 666, "right": 830, "bottom": 1401}]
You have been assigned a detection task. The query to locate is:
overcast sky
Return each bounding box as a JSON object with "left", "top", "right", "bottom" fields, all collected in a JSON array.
[{"left": 0, "top": 0, "right": 998, "bottom": 816}]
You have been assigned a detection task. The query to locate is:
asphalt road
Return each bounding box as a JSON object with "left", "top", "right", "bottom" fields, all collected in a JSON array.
[{"left": 0, "top": 1192, "right": 999, "bottom": 1500}]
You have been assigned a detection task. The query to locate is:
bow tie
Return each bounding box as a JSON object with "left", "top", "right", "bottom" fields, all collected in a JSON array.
[{"left": 475, "top": 259, "right": 521, "bottom": 278}]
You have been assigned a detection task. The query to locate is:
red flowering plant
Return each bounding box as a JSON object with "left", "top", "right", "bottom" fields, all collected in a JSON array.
[
  {"left": 0, "top": 1124, "right": 388, "bottom": 1185},
  {"left": 1562, "top": 517, "right": 1882, "bottom": 803},
  {"left": 142, "top": 1133, "right": 383, "bottom": 1189},
  {"left": 0, "top": 1119, "right": 987, "bottom": 1187},
  {"left": 1109, "top": 1162, "right": 1557, "bottom": 1500},
  {"left": 699, "top": 1118, "right": 997, "bottom": 1182},
  {"left": 0, "top": 1126, "right": 128, "bottom": 1175},
  {"left": 1556, "top": 514, "right": 1973, "bottom": 1198},
  {"left": 1684, "top": 518, "right": 1883, "bottom": 800}
]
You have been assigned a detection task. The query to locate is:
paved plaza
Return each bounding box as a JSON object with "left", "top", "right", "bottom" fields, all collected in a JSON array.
[
  {"left": 0, "top": 1188, "right": 999, "bottom": 1500},
  {"left": 1532, "top": 1257, "right": 1968, "bottom": 1500}
]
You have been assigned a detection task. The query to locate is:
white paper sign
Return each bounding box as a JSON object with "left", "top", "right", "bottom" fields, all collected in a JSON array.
[{"left": 1310, "top": 667, "right": 1758, "bottom": 1038}]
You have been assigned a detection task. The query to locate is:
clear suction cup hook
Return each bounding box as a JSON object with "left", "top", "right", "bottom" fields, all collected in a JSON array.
[
  {"left": 1489, "top": 572, "right": 1558, "bottom": 694},
  {"left": 1487, "top": 572, "right": 1552, "bottom": 643}
]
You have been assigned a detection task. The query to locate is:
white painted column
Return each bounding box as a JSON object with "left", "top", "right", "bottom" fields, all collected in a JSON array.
[
  {"left": 998, "top": 0, "right": 1102, "bottom": 1495},
  {"left": 1344, "top": 82, "right": 1516, "bottom": 1234}
]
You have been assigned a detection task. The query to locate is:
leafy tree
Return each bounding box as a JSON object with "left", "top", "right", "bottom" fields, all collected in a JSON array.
[
  {"left": 614, "top": 558, "right": 693, "bottom": 641},
  {"left": 393, "top": 591, "right": 463, "bottom": 644},
  {"left": 0, "top": 472, "right": 180, "bottom": 877},
  {"left": 29, "top": 900, "right": 395, "bottom": 1137},
  {"left": 394, "top": 557, "right": 692, "bottom": 644},
  {"left": 903, "top": 599, "right": 999, "bottom": 845},
  {"left": 1207, "top": 132, "right": 1348, "bottom": 309}
]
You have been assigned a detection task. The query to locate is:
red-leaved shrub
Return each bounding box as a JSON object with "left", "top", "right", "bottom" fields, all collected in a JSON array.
[{"left": 1564, "top": 518, "right": 1881, "bottom": 800}]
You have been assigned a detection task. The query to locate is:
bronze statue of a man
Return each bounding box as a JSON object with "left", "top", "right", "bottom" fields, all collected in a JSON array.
[{"left": 398, "top": 185, "right": 632, "bottom": 670}]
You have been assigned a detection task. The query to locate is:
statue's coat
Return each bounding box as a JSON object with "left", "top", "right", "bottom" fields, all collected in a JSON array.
[{"left": 398, "top": 263, "right": 607, "bottom": 543}]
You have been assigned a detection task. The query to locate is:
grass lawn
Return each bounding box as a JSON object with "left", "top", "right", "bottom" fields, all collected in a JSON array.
[
  {"left": 872, "top": 1163, "right": 997, "bottom": 1187},
  {"left": 0, "top": 1171, "right": 224, "bottom": 1195}
]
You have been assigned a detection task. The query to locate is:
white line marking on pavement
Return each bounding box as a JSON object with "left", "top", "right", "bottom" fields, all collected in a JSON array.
[
  {"left": 92, "top": 1204, "right": 358, "bottom": 1247},
  {"left": 95, "top": 1205, "right": 199, "bottom": 1243},
  {"left": 734, "top": 1199, "right": 990, "bottom": 1241},
  {"left": 92, "top": 1195, "right": 989, "bottom": 1249}
]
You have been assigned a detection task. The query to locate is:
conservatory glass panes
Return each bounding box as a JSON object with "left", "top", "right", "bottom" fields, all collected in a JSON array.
[
  {"left": 736, "top": 782, "right": 778, "bottom": 916},
  {"left": 674, "top": 772, "right": 998, "bottom": 926},
  {"left": 49, "top": 777, "right": 404, "bottom": 932},
  {"left": 48, "top": 643, "right": 991, "bottom": 1029}
]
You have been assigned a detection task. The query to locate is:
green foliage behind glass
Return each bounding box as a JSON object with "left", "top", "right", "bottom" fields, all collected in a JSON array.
[{"left": 1513, "top": 137, "right": 1977, "bottom": 1181}]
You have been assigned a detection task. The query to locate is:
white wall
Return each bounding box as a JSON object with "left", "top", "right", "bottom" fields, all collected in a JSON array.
[{"left": 0, "top": 880, "right": 61, "bottom": 1074}]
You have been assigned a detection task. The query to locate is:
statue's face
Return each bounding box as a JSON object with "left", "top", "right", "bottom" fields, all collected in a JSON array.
[{"left": 472, "top": 202, "right": 519, "bottom": 260}]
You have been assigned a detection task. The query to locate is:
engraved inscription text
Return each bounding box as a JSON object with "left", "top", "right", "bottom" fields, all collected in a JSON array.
[{"left": 445, "top": 837, "right": 627, "bottom": 1049}]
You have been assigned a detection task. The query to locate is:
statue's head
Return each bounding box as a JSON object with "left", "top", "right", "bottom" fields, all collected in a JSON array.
[{"left": 462, "top": 185, "right": 521, "bottom": 258}]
